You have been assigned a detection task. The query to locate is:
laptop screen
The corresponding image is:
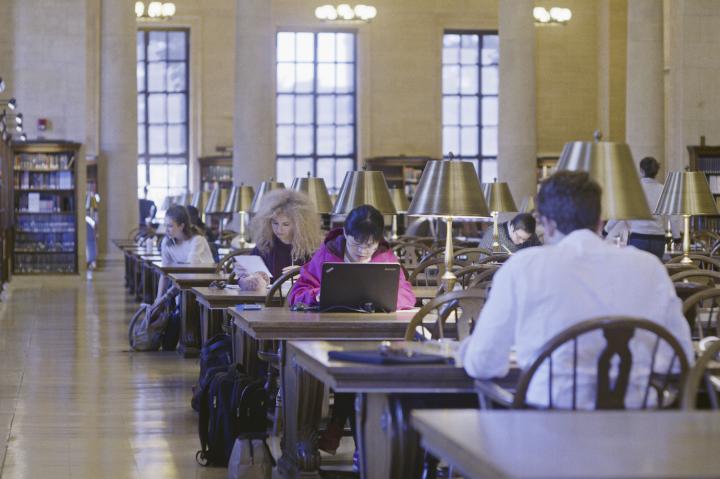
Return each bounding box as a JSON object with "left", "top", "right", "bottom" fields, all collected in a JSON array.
[{"left": 319, "top": 262, "right": 400, "bottom": 313}]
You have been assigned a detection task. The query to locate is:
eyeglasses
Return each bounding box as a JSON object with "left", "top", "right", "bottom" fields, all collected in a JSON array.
[{"left": 346, "top": 237, "right": 379, "bottom": 253}]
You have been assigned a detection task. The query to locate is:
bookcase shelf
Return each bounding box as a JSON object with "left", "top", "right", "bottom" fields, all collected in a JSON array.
[
  {"left": 199, "top": 155, "right": 233, "bottom": 192},
  {"left": 12, "top": 141, "right": 81, "bottom": 275},
  {"left": 364, "top": 156, "right": 433, "bottom": 200}
]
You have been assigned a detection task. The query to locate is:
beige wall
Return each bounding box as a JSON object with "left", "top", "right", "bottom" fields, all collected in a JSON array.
[{"left": 597, "top": 0, "right": 627, "bottom": 144}]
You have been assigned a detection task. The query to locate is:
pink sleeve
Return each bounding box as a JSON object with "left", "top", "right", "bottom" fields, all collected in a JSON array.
[{"left": 288, "top": 253, "right": 323, "bottom": 307}]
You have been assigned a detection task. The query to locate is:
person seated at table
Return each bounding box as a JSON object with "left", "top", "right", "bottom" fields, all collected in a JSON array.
[
  {"left": 155, "top": 205, "right": 214, "bottom": 304},
  {"left": 234, "top": 189, "right": 321, "bottom": 291},
  {"left": 459, "top": 171, "right": 694, "bottom": 409},
  {"left": 289, "top": 204, "right": 416, "bottom": 457},
  {"left": 477, "top": 212, "right": 542, "bottom": 253}
]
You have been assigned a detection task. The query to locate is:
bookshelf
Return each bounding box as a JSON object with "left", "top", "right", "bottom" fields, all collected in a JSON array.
[
  {"left": 12, "top": 141, "right": 81, "bottom": 274},
  {"left": 0, "top": 138, "right": 11, "bottom": 285},
  {"left": 199, "top": 155, "right": 232, "bottom": 192},
  {"left": 688, "top": 140, "right": 720, "bottom": 232},
  {"left": 364, "top": 156, "right": 433, "bottom": 199}
]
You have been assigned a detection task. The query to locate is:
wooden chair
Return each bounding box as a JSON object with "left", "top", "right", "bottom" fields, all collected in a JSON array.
[
  {"left": 403, "top": 289, "right": 487, "bottom": 341},
  {"left": 671, "top": 269, "right": 720, "bottom": 286},
  {"left": 264, "top": 266, "right": 302, "bottom": 307},
  {"left": 453, "top": 247, "right": 493, "bottom": 264},
  {"left": 214, "top": 248, "right": 254, "bottom": 274},
  {"left": 476, "top": 317, "right": 690, "bottom": 410},
  {"left": 408, "top": 257, "right": 469, "bottom": 287},
  {"left": 682, "top": 288, "right": 720, "bottom": 340},
  {"left": 692, "top": 231, "right": 720, "bottom": 253},
  {"left": 682, "top": 338, "right": 720, "bottom": 410},
  {"left": 668, "top": 254, "right": 720, "bottom": 271},
  {"left": 474, "top": 253, "right": 510, "bottom": 266},
  {"left": 392, "top": 241, "right": 434, "bottom": 271},
  {"left": 436, "top": 264, "right": 498, "bottom": 295}
]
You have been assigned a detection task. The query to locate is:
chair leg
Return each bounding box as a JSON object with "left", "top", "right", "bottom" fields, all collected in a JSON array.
[{"left": 421, "top": 452, "right": 439, "bottom": 479}]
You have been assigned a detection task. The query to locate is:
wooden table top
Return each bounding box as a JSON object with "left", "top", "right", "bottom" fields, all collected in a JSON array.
[
  {"left": 230, "top": 309, "right": 421, "bottom": 341},
  {"left": 411, "top": 409, "right": 720, "bottom": 479},
  {"left": 287, "top": 340, "right": 473, "bottom": 393},
  {"left": 168, "top": 273, "right": 227, "bottom": 289},
  {"left": 151, "top": 261, "right": 217, "bottom": 274},
  {"left": 191, "top": 286, "right": 267, "bottom": 309}
]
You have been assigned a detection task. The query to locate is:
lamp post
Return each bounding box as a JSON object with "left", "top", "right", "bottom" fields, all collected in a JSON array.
[
  {"left": 224, "top": 184, "right": 255, "bottom": 247},
  {"left": 407, "top": 159, "right": 490, "bottom": 291},
  {"left": 485, "top": 179, "right": 518, "bottom": 253}
]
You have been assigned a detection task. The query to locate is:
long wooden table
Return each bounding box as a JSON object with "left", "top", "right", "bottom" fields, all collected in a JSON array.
[
  {"left": 192, "top": 287, "right": 267, "bottom": 347},
  {"left": 411, "top": 409, "right": 720, "bottom": 478},
  {"left": 286, "top": 339, "right": 483, "bottom": 479}
]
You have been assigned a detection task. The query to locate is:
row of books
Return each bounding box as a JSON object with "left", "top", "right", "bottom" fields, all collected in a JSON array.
[
  {"left": 16, "top": 193, "right": 74, "bottom": 213},
  {"left": 15, "top": 215, "right": 75, "bottom": 233},
  {"left": 13, "top": 253, "right": 76, "bottom": 274},
  {"left": 15, "top": 153, "right": 74, "bottom": 170},
  {"left": 15, "top": 171, "right": 74, "bottom": 189}
]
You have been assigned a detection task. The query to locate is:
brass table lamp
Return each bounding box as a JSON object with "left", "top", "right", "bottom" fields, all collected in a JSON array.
[
  {"left": 250, "top": 179, "right": 286, "bottom": 214},
  {"left": 520, "top": 195, "right": 536, "bottom": 214},
  {"left": 291, "top": 173, "right": 333, "bottom": 214},
  {"left": 407, "top": 159, "right": 490, "bottom": 290},
  {"left": 485, "top": 179, "right": 518, "bottom": 253},
  {"left": 205, "top": 188, "right": 231, "bottom": 234},
  {"left": 330, "top": 170, "right": 397, "bottom": 215},
  {"left": 655, "top": 171, "right": 718, "bottom": 264},
  {"left": 389, "top": 187, "right": 410, "bottom": 240},
  {"left": 191, "top": 191, "right": 212, "bottom": 218},
  {"left": 176, "top": 192, "right": 193, "bottom": 206},
  {"left": 224, "top": 184, "right": 255, "bottom": 246},
  {"left": 556, "top": 139, "right": 652, "bottom": 221}
]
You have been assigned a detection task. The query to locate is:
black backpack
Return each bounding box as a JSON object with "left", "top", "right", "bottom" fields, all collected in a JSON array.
[
  {"left": 191, "top": 334, "right": 234, "bottom": 412},
  {"left": 196, "top": 365, "right": 270, "bottom": 467}
]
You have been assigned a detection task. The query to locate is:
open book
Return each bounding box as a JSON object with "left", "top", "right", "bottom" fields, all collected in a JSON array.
[{"left": 233, "top": 255, "right": 273, "bottom": 278}]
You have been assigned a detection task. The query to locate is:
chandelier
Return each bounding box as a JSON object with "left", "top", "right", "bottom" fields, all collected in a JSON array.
[
  {"left": 533, "top": 6, "right": 572, "bottom": 25},
  {"left": 315, "top": 4, "right": 377, "bottom": 23},
  {"left": 135, "top": 1, "right": 176, "bottom": 20}
]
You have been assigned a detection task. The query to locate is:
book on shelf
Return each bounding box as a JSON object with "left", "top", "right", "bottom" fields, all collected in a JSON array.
[{"left": 14, "top": 153, "right": 74, "bottom": 171}]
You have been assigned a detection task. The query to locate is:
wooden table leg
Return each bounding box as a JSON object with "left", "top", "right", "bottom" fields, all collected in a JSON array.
[
  {"left": 278, "top": 342, "right": 324, "bottom": 479},
  {"left": 178, "top": 290, "right": 200, "bottom": 358}
]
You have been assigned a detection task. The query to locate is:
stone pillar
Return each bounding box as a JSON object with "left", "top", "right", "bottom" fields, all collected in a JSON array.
[
  {"left": 99, "top": 0, "right": 137, "bottom": 258},
  {"left": 498, "top": 0, "right": 537, "bottom": 201},
  {"left": 233, "top": 0, "right": 275, "bottom": 188},
  {"left": 626, "top": 0, "right": 664, "bottom": 169}
]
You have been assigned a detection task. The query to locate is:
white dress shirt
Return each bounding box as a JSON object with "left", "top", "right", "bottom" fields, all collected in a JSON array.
[
  {"left": 161, "top": 235, "right": 214, "bottom": 264},
  {"left": 459, "top": 229, "right": 693, "bottom": 409}
]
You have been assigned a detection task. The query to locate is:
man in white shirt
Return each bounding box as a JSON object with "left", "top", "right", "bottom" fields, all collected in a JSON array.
[
  {"left": 605, "top": 157, "right": 678, "bottom": 259},
  {"left": 459, "top": 171, "right": 693, "bottom": 409}
]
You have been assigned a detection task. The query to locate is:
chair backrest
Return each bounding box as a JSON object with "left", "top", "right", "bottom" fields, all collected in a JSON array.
[
  {"left": 436, "top": 264, "right": 498, "bottom": 295},
  {"left": 692, "top": 231, "right": 720, "bottom": 253},
  {"left": 474, "top": 253, "right": 510, "bottom": 266},
  {"left": 671, "top": 269, "right": 720, "bottom": 285},
  {"left": 453, "top": 247, "right": 493, "bottom": 264},
  {"left": 392, "top": 241, "right": 434, "bottom": 271},
  {"left": 668, "top": 254, "right": 720, "bottom": 271},
  {"left": 264, "top": 266, "right": 302, "bottom": 307},
  {"left": 408, "top": 257, "right": 469, "bottom": 287},
  {"left": 512, "top": 317, "right": 689, "bottom": 410},
  {"left": 403, "top": 289, "right": 487, "bottom": 341},
  {"left": 215, "top": 248, "right": 254, "bottom": 274},
  {"left": 682, "top": 337, "right": 720, "bottom": 410},
  {"left": 682, "top": 288, "right": 720, "bottom": 340}
]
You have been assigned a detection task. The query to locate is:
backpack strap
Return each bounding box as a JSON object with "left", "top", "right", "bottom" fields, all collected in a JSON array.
[{"left": 196, "top": 385, "right": 211, "bottom": 466}]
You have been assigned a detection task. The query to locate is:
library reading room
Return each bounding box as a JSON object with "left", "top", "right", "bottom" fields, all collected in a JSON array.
[{"left": 2, "top": 0, "right": 720, "bottom": 478}]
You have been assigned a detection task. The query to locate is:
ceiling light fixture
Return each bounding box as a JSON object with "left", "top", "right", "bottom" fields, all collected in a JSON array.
[
  {"left": 0, "top": 98, "right": 16, "bottom": 110},
  {"left": 0, "top": 77, "right": 5, "bottom": 93},
  {"left": 533, "top": 6, "right": 572, "bottom": 25},
  {"left": 135, "top": 1, "right": 176, "bottom": 20},
  {"left": 315, "top": 4, "right": 377, "bottom": 23}
]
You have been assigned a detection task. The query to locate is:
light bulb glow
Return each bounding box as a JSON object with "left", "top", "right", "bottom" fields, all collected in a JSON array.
[
  {"left": 533, "top": 7, "right": 551, "bottom": 23},
  {"left": 15, "top": 114, "right": 22, "bottom": 125},
  {"left": 337, "top": 4, "right": 354, "bottom": 20},
  {"left": 15, "top": 124, "right": 22, "bottom": 133},
  {"left": 315, "top": 4, "right": 376, "bottom": 22},
  {"left": 20, "top": 133, "right": 27, "bottom": 142},
  {"left": 161, "top": 2, "right": 176, "bottom": 17},
  {"left": 135, "top": 1, "right": 145, "bottom": 17},
  {"left": 147, "top": 1, "right": 162, "bottom": 17},
  {"left": 0, "top": 77, "right": 5, "bottom": 93},
  {"left": 8, "top": 98, "right": 16, "bottom": 110}
]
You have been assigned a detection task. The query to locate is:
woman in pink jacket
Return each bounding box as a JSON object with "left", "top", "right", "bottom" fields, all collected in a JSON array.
[
  {"left": 288, "top": 204, "right": 416, "bottom": 309},
  {"left": 288, "top": 204, "right": 416, "bottom": 462}
]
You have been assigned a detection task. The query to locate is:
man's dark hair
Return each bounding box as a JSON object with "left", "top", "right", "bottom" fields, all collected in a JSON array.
[
  {"left": 537, "top": 171, "right": 602, "bottom": 235},
  {"left": 510, "top": 213, "right": 536, "bottom": 234},
  {"left": 344, "top": 204, "right": 385, "bottom": 243},
  {"left": 639, "top": 157, "right": 660, "bottom": 179}
]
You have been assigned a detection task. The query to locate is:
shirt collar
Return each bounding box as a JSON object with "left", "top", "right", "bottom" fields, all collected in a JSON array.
[
  {"left": 557, "top": 228, "right": 603, "bottom": 249},
  {"left": 641, "top": 177, "right": 657, "bottom": 184}
]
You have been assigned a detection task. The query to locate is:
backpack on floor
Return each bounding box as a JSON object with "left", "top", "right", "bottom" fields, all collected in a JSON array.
[
  {"left": 196, "top": 365, "right": 270, "bottom": 467},
  {"left": 128, "top": 287, "right": 181, "bottom": 351},
  {"left": 191, "top": 334, "right": 234, "bottom": 411},
  {"left": 161, "top": 304, "right": 182, "bottom": 351},
  {"left": 227, "top": 436, "right": 275, "bottom": 479}
]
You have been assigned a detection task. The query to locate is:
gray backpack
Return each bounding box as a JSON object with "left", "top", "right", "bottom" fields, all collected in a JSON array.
[{"left": 128, "top": 287, "right": 180, "bottom": 351}]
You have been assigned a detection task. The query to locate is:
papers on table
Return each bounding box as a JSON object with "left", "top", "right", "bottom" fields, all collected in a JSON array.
[{"left": 233, "top": 255, "right": 273, "bottom": 278}]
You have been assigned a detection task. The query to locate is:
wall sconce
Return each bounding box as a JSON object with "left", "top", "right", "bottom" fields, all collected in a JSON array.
[
  {"left": 135, "top": 1, "right": 176, "bottom": 20},
  {"left": 0, "top": 98, "right": 16, "bottom": 110},
  {"left": 315, "top": 4, "right": 377, "bottom": 23},
  {"left": 534, "top": 6, "right": 572, "bottom": 25}
]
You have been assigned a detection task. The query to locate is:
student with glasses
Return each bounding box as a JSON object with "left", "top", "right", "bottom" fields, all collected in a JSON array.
[{"left": 288, "top": 204, "right": 416, "bottom": 462}]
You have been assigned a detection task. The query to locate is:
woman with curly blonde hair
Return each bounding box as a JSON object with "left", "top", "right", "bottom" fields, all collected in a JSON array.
[{"left": 233, "top": 189, "right": 321, "bottom": 290}]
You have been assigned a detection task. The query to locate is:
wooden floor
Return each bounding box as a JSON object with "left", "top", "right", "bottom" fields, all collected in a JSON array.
[{"left": 0, "top": 262, "right": 226, "bottom": 479}]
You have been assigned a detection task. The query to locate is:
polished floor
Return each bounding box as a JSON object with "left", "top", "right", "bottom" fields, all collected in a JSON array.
[{"left": 0, "top": 262, "right": 227, "bottom": 479}]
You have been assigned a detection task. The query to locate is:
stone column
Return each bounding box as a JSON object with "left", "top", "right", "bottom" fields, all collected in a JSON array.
[
  {"left": 626, "top": 0, "right": 664, "bottom": 169},
  {"left": 98, "top": 0, "right": 137, "bottom": 258},
  {"left": 233, "top": 0, "right": 275, "bottom": 188},
  {"left": 498, "top": 0, "right": 537, "bottom": 201}
]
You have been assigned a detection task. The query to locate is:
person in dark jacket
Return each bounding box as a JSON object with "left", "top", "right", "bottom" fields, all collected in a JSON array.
[{"left": 478, "top": 212, "right": 542, "bottom": 253}]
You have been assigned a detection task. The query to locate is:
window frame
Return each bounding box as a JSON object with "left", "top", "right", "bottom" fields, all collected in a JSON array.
[
  {"left": 441, "top": 29, "right": 499, "bottom": 181},
  {"left": 275, "top": 30, "right": 358, "bottom": 192},
  {"left": 137, "top": 27, "right": 191, "bottom": 202}
]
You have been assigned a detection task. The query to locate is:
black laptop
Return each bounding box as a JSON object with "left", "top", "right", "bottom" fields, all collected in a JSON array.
[{"left": 319, "top": 263, "right": 401, "bottom": 313}]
